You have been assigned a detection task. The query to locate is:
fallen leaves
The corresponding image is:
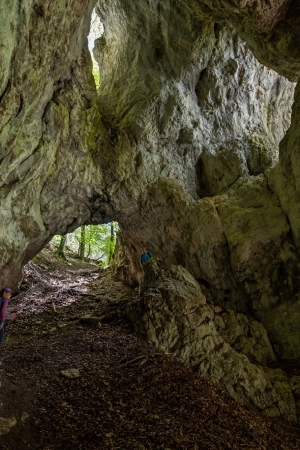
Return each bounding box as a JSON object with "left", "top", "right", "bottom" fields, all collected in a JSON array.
[
  {"left": 0, "top": 417, "right": 17, "bottom": 436},
  {"left": 0, "top": 247, "right": 300, "bottom": 449},
  {"left": 60, "top": 369, "right": 80, "bottom": 379}
]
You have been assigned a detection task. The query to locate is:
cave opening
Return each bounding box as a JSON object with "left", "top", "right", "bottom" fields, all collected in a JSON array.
[
  {"left": 51, "top": 222, "right": 119, "bottom": 266},
  {"left": 2, "top": 0, "right": 300, "bottom": 445},
  {"left": 87, "top": 8, "right": 103, "bottom": 89}
]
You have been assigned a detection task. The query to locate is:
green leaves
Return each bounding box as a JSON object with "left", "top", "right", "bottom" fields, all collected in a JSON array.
[{"left": 52, "top": 223, "right": 119, "bottom": 265}]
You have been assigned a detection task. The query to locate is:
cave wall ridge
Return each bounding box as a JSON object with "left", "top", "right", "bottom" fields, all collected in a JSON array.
[
  {"left": 129, "top": 261, "right": 298, "bottom": 422},
  {"left": 0, "top": 0, "right": 108, "bottom": 284},
  {"left": 1, "top": 0, "right": 300, "bottom": 407},
  {"left": 94, "top": 0, "right": 300, "bottom": 359}
]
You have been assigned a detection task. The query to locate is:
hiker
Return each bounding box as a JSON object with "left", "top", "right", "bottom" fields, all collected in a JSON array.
[
  {"left": 0, "top": 287, "right": 14, "bottom": 360},
  {"left": 140, "top": 246, "right": 153, "bottom": 267}
]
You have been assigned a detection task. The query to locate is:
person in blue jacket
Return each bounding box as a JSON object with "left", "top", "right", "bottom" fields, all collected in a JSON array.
[
  {"left": 140, "top": 246, "right": 153, "bottom": 267},
  {"left": 0, "top": 287, "right": 14, "bottom": 363}
]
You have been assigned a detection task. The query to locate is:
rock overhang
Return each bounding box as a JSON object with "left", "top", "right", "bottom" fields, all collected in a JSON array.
[{"left": 1, "top": 0, "right": 300, "bottom": 364}]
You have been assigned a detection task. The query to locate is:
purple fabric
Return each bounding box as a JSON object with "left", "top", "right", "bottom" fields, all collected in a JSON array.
[{"left": 0, "top": 298, "right": 9, "bottom": 323}]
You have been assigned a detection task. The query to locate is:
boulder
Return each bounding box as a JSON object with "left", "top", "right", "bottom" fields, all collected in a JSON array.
[{"left": 129, "top": 261, "right": 296, "bottom": 422}]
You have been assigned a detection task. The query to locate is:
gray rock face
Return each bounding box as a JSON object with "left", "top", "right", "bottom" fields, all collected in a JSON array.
[
  {"left": 215, "top": 311, "right": 276, "bottom": 366},
  {"left": 92, "top": 0, "right": 300, "bottom": 362},
  {"left": 184, "top": 0, "right": 300, "bottom": 81},
  {"left": 2, "top": 0, "right": 300, "bottom": 418},
  {"left": 128, "top": 261, "right": 296, "bottom": 422},
  {"left": 93, "top": 1, "right": 299, "bottom": 354},
  {"left": 96, "top": 4, "right": 294, "bottom": 199},
  {"left": 0, "top": 0, "right": 103, "bottom": 284}
]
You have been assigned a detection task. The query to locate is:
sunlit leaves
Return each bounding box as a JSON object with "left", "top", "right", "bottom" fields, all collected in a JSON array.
[{"left": 52, "top": 223, "right": 119, "bottom": 265}]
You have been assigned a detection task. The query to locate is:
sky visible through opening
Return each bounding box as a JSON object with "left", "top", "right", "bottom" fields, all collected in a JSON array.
[{"left": 88, "top": 10, "right": 103, "bottom": 78}]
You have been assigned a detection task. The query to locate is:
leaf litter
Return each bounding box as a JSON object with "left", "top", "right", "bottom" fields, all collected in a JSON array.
[{"left": 0, "top": 246, "right": 300, "bottom": 449}]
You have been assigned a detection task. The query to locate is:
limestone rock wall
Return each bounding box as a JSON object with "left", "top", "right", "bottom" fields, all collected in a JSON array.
[
  {"left": 183, "top": 0, "right": 300, "bottom": 81},
  {"left": 95, "top": 1, "right": 294, "bottom": 200},
  {"left": 1, "top": 0, "right": 300, "bottom": 408},
  {"left": 0, "top": 0, "right": 108, "bottom": 285},
  {"left": 128, "top": 261, "right": 297, "bottom": 422},
  {"left": 94, "top": 0, "right": 300, "bottom": 358}
]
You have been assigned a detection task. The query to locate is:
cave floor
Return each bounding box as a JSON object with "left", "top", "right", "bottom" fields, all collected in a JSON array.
[{"left": 1, "top": 248, "right": 300, "bottom": 449}]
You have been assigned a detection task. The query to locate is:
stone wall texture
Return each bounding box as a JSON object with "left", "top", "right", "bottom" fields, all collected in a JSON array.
[
  {"left": 128, "top": 261, "right": 297, "bottom": 422},
  {"left": 2, "top": 0, "right": 300, "bottom": 420}
]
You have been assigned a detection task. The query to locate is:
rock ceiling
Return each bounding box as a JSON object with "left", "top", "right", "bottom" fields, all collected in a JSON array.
[{"left": 1, "top": 0, "right": 300, "bottom": 393}]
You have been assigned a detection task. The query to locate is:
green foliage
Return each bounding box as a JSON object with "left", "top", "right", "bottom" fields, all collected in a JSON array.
[
  {"left": 93, "top": 70, "right": 100, "bottom": 89},
  {"left": 31, "top": 255, "right": 40, "bottom": 264},
  {"left": 51, "top": 223, "right": 119, "bottom": 266}
]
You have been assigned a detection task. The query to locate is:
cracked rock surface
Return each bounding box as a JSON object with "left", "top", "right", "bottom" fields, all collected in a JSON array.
[
  {"left": 2, "top": 0, "right": 300, "bottom": 419},
  {"left": 128, "top": 260, "right": 297, "bottom": 422}
]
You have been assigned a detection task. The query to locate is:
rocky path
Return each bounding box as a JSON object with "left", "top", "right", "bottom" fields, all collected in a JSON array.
[{"left": 0, "top": 247, "right": 300, "bottom": 449}]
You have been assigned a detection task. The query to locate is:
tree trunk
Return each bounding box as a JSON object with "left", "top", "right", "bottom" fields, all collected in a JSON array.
[
  {"left": 87, "top": 233, "right": 92, "bottom": 259},
  {"left": 87, "top": 240, "right": 92, "bottom": 259},
  {"left": 79, "top": 226, "right": 86, "bottom": 260},
  {"left": 56, "top": 235, "right": 67, "bottom": 260},
  {"left": 108, "top": 222, "right": 115, "bottom": 264}
]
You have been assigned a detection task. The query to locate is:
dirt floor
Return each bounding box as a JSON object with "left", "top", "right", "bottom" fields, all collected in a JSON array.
[{"left": 1, "top": 247, "right": 300, "bottom": 450}]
